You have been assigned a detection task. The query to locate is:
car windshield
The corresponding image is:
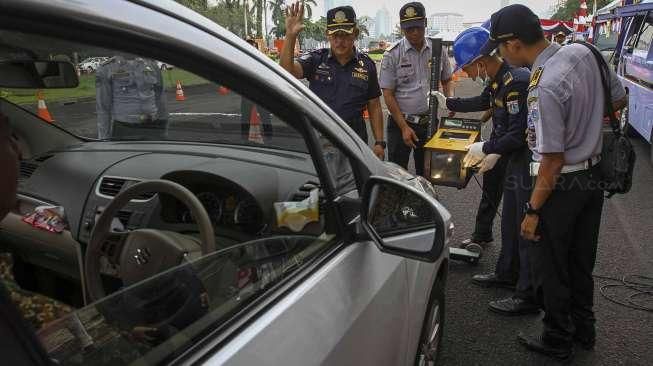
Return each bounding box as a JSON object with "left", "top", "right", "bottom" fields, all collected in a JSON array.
[{"left": 0, "top": 30, "right": 309, "bottom": 153}]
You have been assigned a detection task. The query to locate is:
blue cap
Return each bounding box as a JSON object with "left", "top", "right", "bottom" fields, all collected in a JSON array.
[{"left": 453, "top": 27, "right": 490, "bottom": 71}]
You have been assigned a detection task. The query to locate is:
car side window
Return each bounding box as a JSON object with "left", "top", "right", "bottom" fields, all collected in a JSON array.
[
  {"left": 633, "top": 17, "right": 653, "bottom": 59},
  {"left": 0, "top": 29, "right": 351, "bottom": 365}
]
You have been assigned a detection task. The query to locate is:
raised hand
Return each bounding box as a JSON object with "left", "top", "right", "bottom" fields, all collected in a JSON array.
[{"left": 285, "top": 1, "right": 305, "bottom": 37}]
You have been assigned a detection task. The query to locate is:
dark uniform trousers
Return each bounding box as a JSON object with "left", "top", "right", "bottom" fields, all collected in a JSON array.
[
  {"left": 113, "top": 120, "right": 168, "bottom": 139},
  {"left": 529, "top": 165, "right": 604, "bottom": 346},
  {"left": 473, "top": 155, "right": 509, "bottom": 243},
  {"left": 387, "top": 115, "right": 429, "bottom": 176},
  {"left": 497, "top": 147, "right": 533, "bottom": 297}
]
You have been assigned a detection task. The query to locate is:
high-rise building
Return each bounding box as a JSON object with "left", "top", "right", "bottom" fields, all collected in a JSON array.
[
  {"left": 375, "top": 7, "right": 391, "bottom": 38},
  {"left": 428, "top": 13, "right": 464, "bottom": 34},
  {"left": 366, "top": 17, "right": 377, "bottom": 39},
  {"left": 325, "top": 0, "right": 353, "bottom": 15}
]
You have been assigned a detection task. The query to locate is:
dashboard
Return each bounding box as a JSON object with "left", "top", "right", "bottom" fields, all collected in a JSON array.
[{"left": 3, "top": 140, "right": 320, "bottom": 281}]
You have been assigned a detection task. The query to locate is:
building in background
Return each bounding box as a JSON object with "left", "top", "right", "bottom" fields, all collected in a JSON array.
[
  {"left": 428, "top": 13, "right": 464, "bottom": 34},
  {"left": 366, "top": 17, "right": 377, "bottom": 39},
  {"left": 325, "top": 0, "right": 353, "bottom": 15},
  {"left": 375, "top": 7, "right": 391, "bottom": 38}
]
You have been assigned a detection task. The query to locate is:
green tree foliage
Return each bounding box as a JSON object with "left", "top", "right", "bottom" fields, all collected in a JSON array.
[{"left": 551, "top": 0, "right": 613, "bottom": 21}]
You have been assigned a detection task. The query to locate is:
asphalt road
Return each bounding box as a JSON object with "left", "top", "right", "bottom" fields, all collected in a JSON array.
[{"left": 29, "top": 75, "right": 653, "bottom": 365}]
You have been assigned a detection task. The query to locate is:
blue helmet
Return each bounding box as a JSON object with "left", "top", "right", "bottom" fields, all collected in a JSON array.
[{"left": 453, "top": 27, "right": 490, "bottom": 70}]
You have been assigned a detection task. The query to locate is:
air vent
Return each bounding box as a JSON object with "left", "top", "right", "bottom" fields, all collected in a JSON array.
[
  {"left": 97, "top": 176, "right": 156, "bottom": 201},
  {"left": 98, "top": 177, "right": 126, "bottom": 197},
  {"left": 34, "top": 154, "right": 54, "bottom": 162},
  {"left": 116, "top": 210, "right": 132, "bottom": 226},
  {"left": 19, "top": 161, "right": 38, "bottom": 180}
]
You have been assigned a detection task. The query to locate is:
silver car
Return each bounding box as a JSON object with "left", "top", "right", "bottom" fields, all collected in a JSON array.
[{"left": 0, "top": 1, "right": 452, "bottom": 365}]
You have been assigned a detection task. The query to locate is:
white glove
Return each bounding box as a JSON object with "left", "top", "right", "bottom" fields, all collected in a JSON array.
[
  {"left": 478, "top": 154, "right": 501, "bottom": 173},
  {"left": 463, "top": 142, "right": 486, "bottom": 168},
  {"left": 431, "top": 91, "right": 448, "bottom": 109}
]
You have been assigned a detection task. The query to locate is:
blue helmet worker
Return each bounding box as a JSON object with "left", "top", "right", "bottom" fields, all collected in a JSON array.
[{"left": 434, "top": 26, "right": 538, "bottom": 316}]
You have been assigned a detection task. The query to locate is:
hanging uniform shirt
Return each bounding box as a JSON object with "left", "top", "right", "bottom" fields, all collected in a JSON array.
[
  {"left": 95, "top": 56, "right": 168, "bottom": 139},
  {"left": 526, "top": 43, "right": 626, "bottom": 164},
  {"left": 297, "top": 48, "right": 381, "bottom": 141},
  {"left": 378, "top": 37, "right": 453, "bottom": 115}
]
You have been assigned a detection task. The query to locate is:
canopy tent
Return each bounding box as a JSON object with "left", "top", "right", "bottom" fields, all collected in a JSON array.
[
  {"left": 429, "top": 30, "right": 460, "bottom": 43},
  {"left": 540, "top": 19, "right": 574, "bottom": 35},
  {"left": 595, "top": 0, "right": 623, "bottom": 22}
]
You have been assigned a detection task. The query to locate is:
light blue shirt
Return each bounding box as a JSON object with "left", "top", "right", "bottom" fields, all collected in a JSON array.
[
  {"left": 527, "top": 43, "right": 626, "bottom": 164},
  {"left": 379, "top": 38, "right": 453, "bottom": 115}
]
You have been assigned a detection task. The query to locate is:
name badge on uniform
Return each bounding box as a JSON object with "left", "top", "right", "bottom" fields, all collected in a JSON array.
[
  {"left": 353, "top": 71, "right": 368, "bottom": 81},
  {"left": 506, "top": 91, "right": 520, "bottom": 115}
]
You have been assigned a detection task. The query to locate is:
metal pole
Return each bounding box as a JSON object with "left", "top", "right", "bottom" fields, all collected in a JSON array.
[{"left": 244, "top": 0, "right": 249, "bottom": 37}]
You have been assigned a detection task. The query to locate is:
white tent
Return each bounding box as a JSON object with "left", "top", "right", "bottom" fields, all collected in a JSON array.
[{"left": 430, "top": 30, "right": 460, "bottom": 43}]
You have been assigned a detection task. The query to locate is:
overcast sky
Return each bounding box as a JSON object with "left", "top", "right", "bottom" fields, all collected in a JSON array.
[{"left": 309, "top": 0, "right": 559, "bottom": 23}]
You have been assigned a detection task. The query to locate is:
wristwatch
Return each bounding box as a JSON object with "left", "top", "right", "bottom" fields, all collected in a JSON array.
[
  {"left": 524, "top": 202, "right": 540, "bottom": 216},
  {"left": 375, "top": 141, "right": 387, "bottom": 149}
]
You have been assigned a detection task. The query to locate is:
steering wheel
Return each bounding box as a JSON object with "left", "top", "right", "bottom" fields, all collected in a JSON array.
[{"left": 85, "top": 180, "right": 216, "bottom": 302}]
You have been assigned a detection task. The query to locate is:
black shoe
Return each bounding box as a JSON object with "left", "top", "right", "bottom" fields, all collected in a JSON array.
[
  {"left": 459, "top": 238, "right": 492, "bottom": 249},
  {"left": 517, "top": 332, "right": 574, "bottom": 363},
  {"left": 573, "top": 334, "right": 595, "bottom": 350},
  {"left": 488, "top": 296, "right": 541, "bottom": 316},
  {"left": 471, "top": 273, "right": 516, "bottom": 289}
]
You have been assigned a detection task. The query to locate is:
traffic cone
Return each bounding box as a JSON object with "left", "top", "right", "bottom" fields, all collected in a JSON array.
[
  {"left": 248, "top": 105, "right": 264, "bottom": 144},
  {"left": 218, "top": 86, "right": 230, "bottom": 95},
  {"left": 362, "top": 106, "right": 370, "bottom": 120},
  {"left": 36, "top": 90, "right": 54, "bottom": 123},
  {"left": 175, "top": 80, "right": 186, "bottom": 101}
]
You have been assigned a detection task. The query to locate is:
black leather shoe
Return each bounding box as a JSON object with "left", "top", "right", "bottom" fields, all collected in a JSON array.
[
  {"left": 489, "top": 296, "right": 540, "bottom": 316},
  {"left": 471, "top": 273, "right": 516, "bottom": 289},
  {"left": 517, "top": 332, "right": 574, "bottom": 363}
]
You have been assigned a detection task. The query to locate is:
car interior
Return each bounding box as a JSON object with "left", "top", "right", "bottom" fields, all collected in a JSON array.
[{"left": 0, "top": 29, "right": 358, "bottom": 364}]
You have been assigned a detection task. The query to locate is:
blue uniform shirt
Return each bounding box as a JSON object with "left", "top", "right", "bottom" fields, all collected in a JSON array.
[
  {"left": 298, "top": 48, "right": 381, "bottom": 124},
  {"left": 446, "top": 62, "right": 530, "bottom": 155}
]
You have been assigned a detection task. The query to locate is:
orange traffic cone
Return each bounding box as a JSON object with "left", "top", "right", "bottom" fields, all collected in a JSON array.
[
  {"left": 362, "top": 106, "right": 370, "bottom": 120},
  {"left": 175, "top": 80, "right": 186, "bottom": 101},
  {"left": 248, "top": 105, "right": 264, "bottom": 144},
  {"left": 218, "top": 86, "right": 230, "bottom": 95},
  {"left": 36, "top": 90, "right": 54, "bottom": 123}
]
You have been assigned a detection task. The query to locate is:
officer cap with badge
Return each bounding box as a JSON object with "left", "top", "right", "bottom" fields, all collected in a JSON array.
[
  {"left": 399, "top": 2, "right": 426, "bottom": 29},
  {"left": 326, "top": 6, "right": 357, "bottom": 35}
]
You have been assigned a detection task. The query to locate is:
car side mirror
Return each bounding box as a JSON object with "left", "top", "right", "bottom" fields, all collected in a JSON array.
[
  {"left": 361, "top": 176, "right": 447, "bottom": 262},
  {"left": 0, "top": 60, "right": 79, "bottom": 89}
]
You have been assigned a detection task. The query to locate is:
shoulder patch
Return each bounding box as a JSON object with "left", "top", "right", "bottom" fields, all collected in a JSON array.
[
  {"left": 503, "top": 72, "right": 513, "bottom": 86},
  {"left": 528, "top": 66, "right": 543, "bottom": 91},
  {"left": 506, "top": 91, "right": 521, "bottom": 101}
]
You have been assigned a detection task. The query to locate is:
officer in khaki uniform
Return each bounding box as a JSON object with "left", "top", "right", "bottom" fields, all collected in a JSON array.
[
  {"left": 96, "top": 56, "right": 168, "bottom": 139},
  {"left": 379, "top": 2, "right": 453, "bottom": 176},
  {"left": 483, "top": 4, "right": 628, "bottom": 361}
]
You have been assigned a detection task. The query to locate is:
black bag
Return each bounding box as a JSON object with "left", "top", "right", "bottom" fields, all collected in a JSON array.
[{"left": 576, "top": 42, "right": 635, "bottom": 197}]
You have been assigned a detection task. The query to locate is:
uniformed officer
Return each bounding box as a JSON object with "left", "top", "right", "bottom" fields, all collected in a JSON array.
[
  {"left": 379, "top": 2, "right": 453, "bottom": 177},
  {"left": 484, "top": 4, "right": 628, "bottom": 361},
  {"left": 280, "top": 2, "right": 385, "bottom": 159},
  {"left": 554, "top": 31, "right": 567, "bottom": 46},
  {"left": 438, "top": 27, "right": 538, "bottom": 315},
  {"left": 96, "top": 56, "right": 168, "bottom": 139}
]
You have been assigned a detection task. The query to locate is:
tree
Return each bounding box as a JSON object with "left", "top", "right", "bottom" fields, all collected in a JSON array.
[
  {"left": 551, "top": 0, "right": 612, "bottom": 21},
  {"left": 268, "top": 0, "right": 286, "bottom": 38}
]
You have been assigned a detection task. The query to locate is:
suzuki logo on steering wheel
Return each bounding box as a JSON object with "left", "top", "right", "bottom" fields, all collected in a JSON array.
[{"left": 134, "top": 248, "right": 151, "bottom": 265}]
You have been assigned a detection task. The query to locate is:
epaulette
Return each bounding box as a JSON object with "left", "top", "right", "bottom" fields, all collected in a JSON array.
[
  {"left": 528, "top": 66, "right": 544, "bottom": 91},
  {"left": 503, "top": 71, "right": 513, "bottom": 86},
  {"left": 383, "top": 41, "right": 401, "bottom": 55}
]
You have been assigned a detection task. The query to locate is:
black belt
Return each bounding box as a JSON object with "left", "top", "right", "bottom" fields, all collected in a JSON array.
[{"left": 403, "top": 114, "right": 430, "bottom": 125}]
